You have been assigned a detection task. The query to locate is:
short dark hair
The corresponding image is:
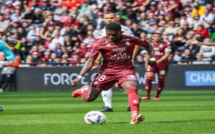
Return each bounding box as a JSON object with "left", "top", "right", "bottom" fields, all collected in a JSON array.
[
  {"left": 106, "top": 22, "right": 121, "bottom": 31},
  {"left": 104, "top": 11, "right": 115, "bottom": 15},
  {"left": 152, "top": 32, "right": 162, "bottom": 35}
]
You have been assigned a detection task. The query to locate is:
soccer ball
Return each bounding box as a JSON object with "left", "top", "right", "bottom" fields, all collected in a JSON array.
[{"left": 84, "top": 111, "right": 106, "bottom": 125}]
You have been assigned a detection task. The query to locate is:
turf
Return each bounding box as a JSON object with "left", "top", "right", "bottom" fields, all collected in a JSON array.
[{"left": 0, "top": 90, "right": 215, "bottom": 134}]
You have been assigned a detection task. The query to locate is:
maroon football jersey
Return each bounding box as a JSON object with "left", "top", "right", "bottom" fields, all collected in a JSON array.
[
  {"left": 151, "top": 41, "right": 171, "bottom": 65},
  {"left": 90, "top": 35, "right": 149, "bottom": 74}
]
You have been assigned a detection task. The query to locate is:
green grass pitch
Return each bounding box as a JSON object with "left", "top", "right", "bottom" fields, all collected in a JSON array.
[{"left": 0, "top": 90, "right": 215, "bottom": 134}]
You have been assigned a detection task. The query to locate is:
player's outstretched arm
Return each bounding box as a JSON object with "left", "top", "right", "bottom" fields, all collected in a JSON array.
[
  {"left": 91, "top": 53, "right": 102, "bottom": 70},
  {"left": 132, "top": 45, "right": 139, "bottom": 65},
  {"left": 71, "top": 58, "right": 96, "bottom": 86},
  {"left": 143, "top": 53, "right": 149, "bottom": 69}
]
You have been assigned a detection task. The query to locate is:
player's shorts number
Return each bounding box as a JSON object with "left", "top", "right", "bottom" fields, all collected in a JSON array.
[{"left": 97, "top": 74, "right": 106, "bottom": 82}]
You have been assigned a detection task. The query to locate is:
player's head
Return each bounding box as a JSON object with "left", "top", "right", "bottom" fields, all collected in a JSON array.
[
  {"left": 152, "top": 32, "right": 162, "bottom": 43},
  {"left": 106, "top": 22, "right": 121, "bottom": 42},
  {"left": 103, "top": 11, "right": 117, "bottom": 24}
]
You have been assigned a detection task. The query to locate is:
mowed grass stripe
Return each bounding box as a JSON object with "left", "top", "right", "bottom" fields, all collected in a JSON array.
[{"left": 0, "top": 90, "right": 215, "bottom": 134}]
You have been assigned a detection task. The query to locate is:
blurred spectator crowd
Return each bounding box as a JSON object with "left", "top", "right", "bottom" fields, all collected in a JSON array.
[{"left": 0, "top": 0, "right": 215, "bottom": 66}]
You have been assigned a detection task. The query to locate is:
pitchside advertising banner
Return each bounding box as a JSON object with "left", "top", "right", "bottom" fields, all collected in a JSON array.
[
  {"left": 185, "top": 71, "right": 215, "bottom": 86},
  {"left": 15, "top": 65, "right": 215, "bottom": 91}
]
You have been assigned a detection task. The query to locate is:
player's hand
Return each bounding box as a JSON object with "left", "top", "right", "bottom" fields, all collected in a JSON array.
[
  {"left": 71, "top": 78, "right": 81, "bottom": 86},
  {"left": 148, "top": 61, "right": 157, "bottom": 67},
  {"left": 156, "top": 60, "right": 161, "bottom": 65},
  {"left": 0, "top": 53, "right": 6, "bottom": 61}
]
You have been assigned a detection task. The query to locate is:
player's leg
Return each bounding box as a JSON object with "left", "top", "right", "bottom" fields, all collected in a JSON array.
[
  {"left": 121, "top": 81, "right": 144, "bottom": 124},
  {"left": 154, "top": 75, "right": 166, "bottom": 100},
  {"left": 142, "top": 72, "right": 155, "bottom": 100},
  {"left": 101, "top": 89, "right": 113, "bottom": 112},
  {"left": 154, "top": 65, "right": 168, "bottom": 100},
  {"left": 0, "top": 74, "right": 6, "bottom": 92},
  {"left": 72, "top": 73, "right": 115, "bottom": 102},
  {"left": 2, "top": 74, "right": 12, "bottom": 91},
  {"left": 72, "top": 85, "right": 105, "bottom": 102}
]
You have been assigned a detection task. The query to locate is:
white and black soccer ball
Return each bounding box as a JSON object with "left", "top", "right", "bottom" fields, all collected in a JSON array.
[{"left": 84, "top": 111, "right": 106, "bottom": 125}]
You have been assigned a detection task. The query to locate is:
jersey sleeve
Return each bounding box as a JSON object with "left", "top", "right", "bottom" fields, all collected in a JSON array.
[
  {"left": 89, "top": 42, "right": 100, "bottom": 59},
  {"left": 121, "top": 25, "right": 135, "bottom": 36},
  {"left": 2, "top": 42, "right": 15, "bottom": 61},
  {"left": 165, "top": 42, "right": 172, "bottom": 52},
  {"left": 131, "top": 37, "right": 149, "bottom": 47}
]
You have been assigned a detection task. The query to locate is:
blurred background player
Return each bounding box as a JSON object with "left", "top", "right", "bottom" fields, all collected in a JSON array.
[
  {"left": 0, "top": 39, "right": 15, "bottom": 111},
  {"left": 142, "top": 32, "right": 171, "bottom": 100},
  {"left": 71, "top": 22, "right": 156, "bottom": 124},
  {"left": 92, "top": 11, "right": 139, "bottom": 112},
  {"left": 0, "top": 55, "right": 20, "bottom": 92}
]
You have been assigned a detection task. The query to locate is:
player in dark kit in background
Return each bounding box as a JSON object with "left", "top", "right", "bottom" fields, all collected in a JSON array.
[
  {"left": 142, "top": 32, "right": 171, "bottom": 100},
  {"left": 0, "top": 39, "right": 15, "bottom": 111},
  {"left": 71, "top": 22, "right": 156, "bottom": 124}
]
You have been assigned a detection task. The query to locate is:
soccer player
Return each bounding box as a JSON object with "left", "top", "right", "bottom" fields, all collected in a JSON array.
[
  {"left": 0, "top": 39, "right": 15, "bottom": 111},
  {"left": 71, "top": 22, "right": 156, "bottom": 124},
  {"left": 94, "top": 11, "right": 139, "bottom": 112},
  {"left": 142, "top": 32, "right": 171, "bottom": 100}
]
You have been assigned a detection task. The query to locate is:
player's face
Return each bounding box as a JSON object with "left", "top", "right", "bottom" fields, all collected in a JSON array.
[
  {"left": 106, "top": 30, "right": 121, "bottom": 42},
  {"left": 152, "top": 34, "right": 162, "bottom": 43},
  {"left": 103, "top": 13, "right": 117, "bottom": 24}
]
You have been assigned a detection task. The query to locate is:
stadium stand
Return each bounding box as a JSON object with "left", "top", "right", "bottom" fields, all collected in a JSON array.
[{"left": 0, "top": 0, "right": 214, "bottom": 66}]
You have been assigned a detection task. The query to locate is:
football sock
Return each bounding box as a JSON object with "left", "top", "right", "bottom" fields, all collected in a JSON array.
[
  {"left": 145, "top": 77, "right": 153, "bottom": 96},
  {"left": 127, "top": 86, "right": 140, "bottom": 117},
  {"left": 155, "top": 78, "right": 165, "bottom": 97},
  {"left": 101, "top": 89, "right": 113, "bottom": 108}
]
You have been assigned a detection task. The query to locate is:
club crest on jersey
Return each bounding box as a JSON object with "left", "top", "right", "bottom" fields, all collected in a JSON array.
[
  {"left": 126, "top": 42, "right": 130, "bottom": 46},
  {"left": 159, "top": 43, "right": 164, "bottom": 48},
  {"left": 106, "top": 44, "right": 111, "bottom": 47}
]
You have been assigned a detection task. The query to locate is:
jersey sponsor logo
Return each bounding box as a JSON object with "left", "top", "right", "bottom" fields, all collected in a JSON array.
[
  {"left": 155, "top": 51, "right": 164, "bottom": 56},
  {"left": 112, "top": 47, "right": 126, "bottom": 52},
  {"left": 110, "top": 52, "right": 131, "bottom": 60}
]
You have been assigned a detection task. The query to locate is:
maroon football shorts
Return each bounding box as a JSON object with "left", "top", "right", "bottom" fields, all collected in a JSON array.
[
  {"left": 146, "top": 64, "right": 168, "bottom": 76},
  {"left": 90, "top": 71, "right": 138, "bottom": 89}
]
